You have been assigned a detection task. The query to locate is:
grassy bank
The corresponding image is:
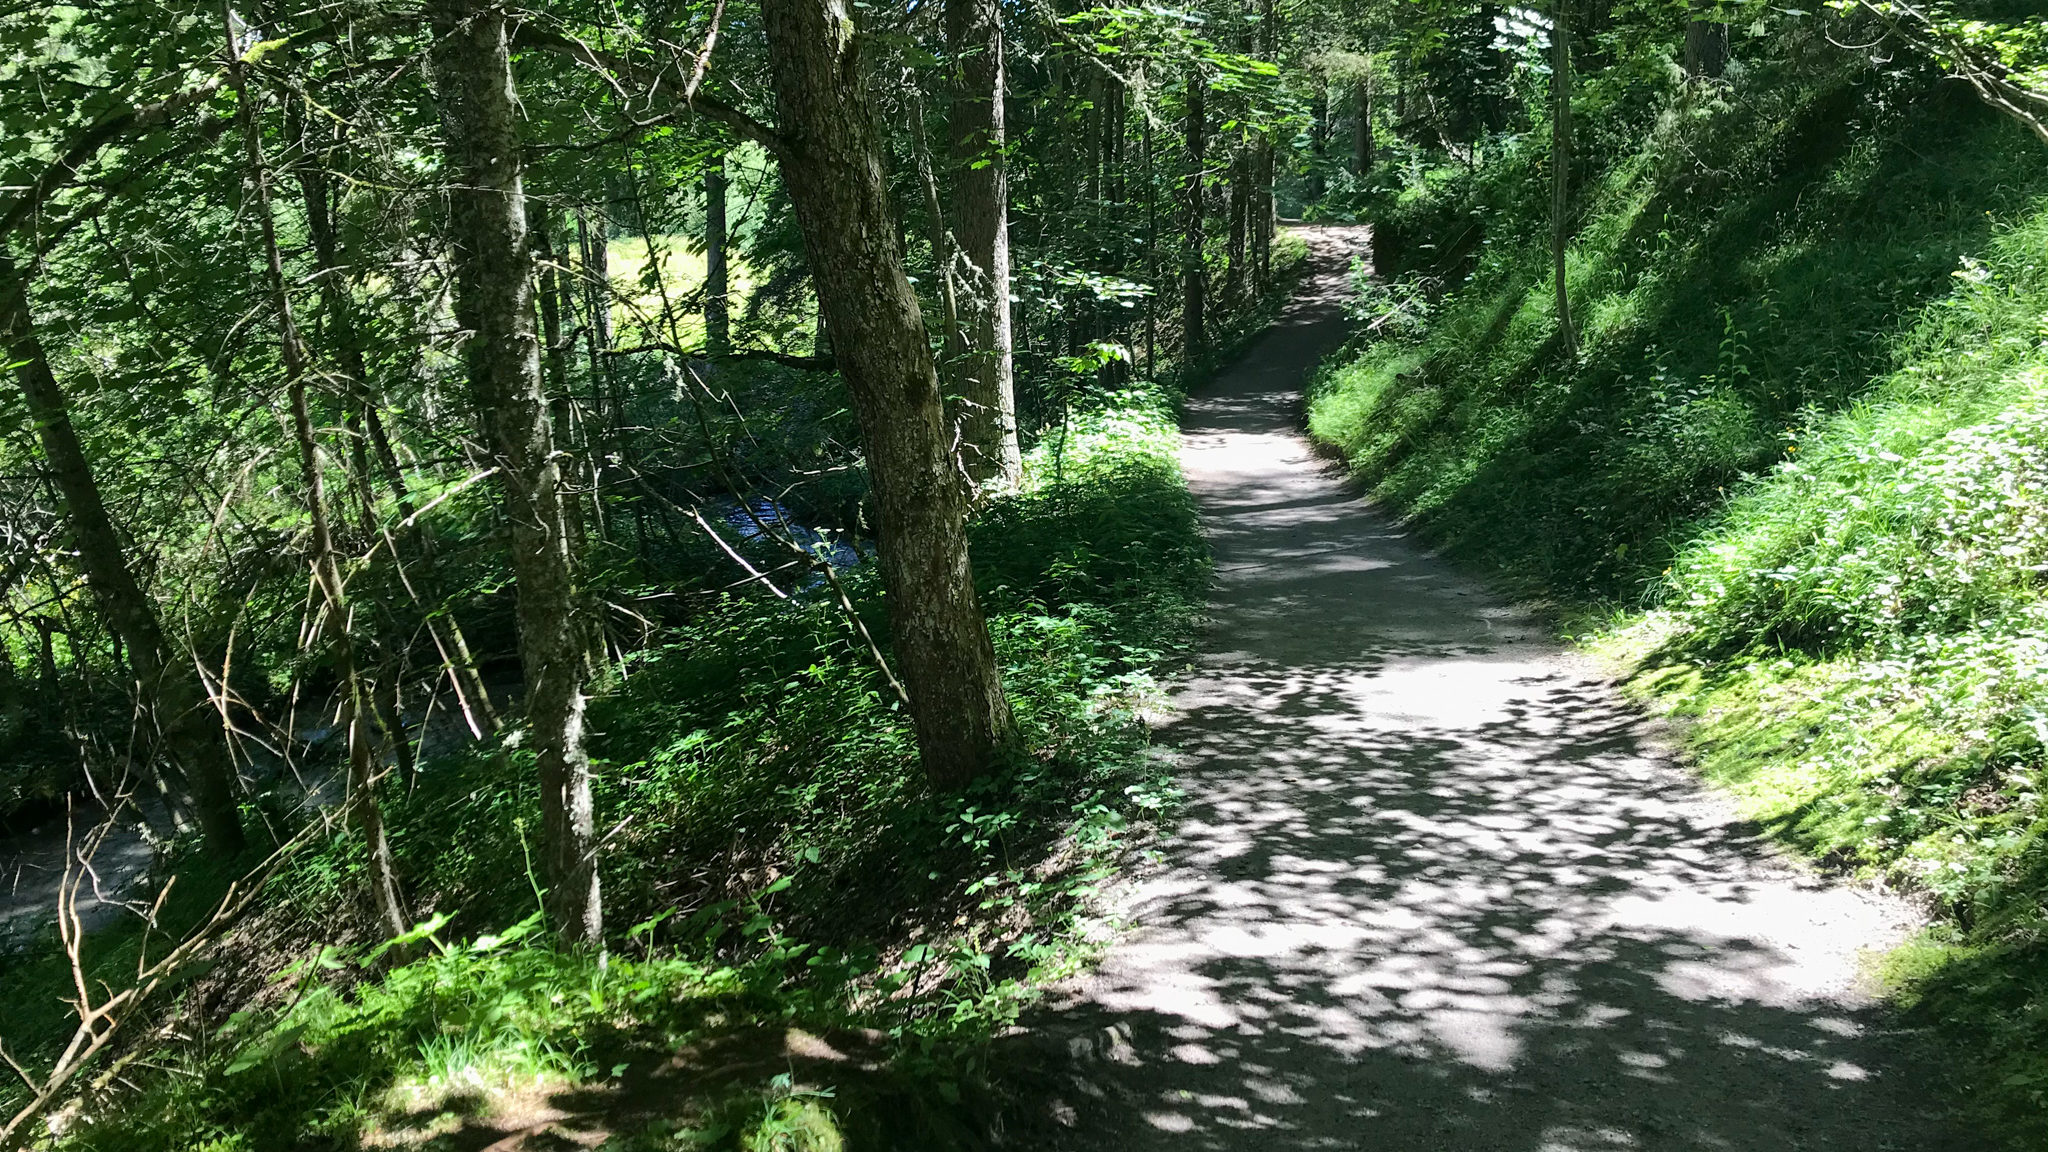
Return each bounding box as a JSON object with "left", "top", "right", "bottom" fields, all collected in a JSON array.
[
  {"left": 0, "top": 378, "right": 1208, "bottom": 1150},
  {"left": 1600, "top": 205, "right": 2048, "bottom": 1144},
  {"left": 1306, "top": 21, "right": 2048, "bottom": 1145}
]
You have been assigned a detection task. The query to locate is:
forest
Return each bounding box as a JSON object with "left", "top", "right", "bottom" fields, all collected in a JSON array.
[{"left": 0, "top": 0, "right": 2044, "bottom": 1147}]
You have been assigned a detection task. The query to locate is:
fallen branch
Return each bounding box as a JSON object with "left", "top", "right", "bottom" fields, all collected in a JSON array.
[{"left": 0, "top": 810, "right": 322, "bottom": 1149}]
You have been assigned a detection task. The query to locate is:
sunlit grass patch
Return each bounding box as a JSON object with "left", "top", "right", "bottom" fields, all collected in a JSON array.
[
  {"left": 1313, "top": 35, "right": 2048, "bottom": 1145},
  {"left": 604, "top": 235, "right": 769, "bottom": 349},
  {"left": 7, "top": 376, "right": 1208, "bottom": 1152}
]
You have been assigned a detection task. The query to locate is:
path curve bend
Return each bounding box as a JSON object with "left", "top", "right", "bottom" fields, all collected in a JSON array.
[{"left": 1023, "top": 226, "right": 1970, "bottom": 1152}]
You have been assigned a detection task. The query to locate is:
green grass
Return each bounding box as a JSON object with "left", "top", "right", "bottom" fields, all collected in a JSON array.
[
  {"left": 0, "top": 372, "right": 1209, "bottom": 1150},
  {"left": 1601, "top": 206, "right": 2048, "bottom": 1146},
  {"left": 1308, "top": 27, "right": 2048, "bottom": 1147},
  {"left": 1311, "top": 53, "right": 2043, "bottom": 605}
]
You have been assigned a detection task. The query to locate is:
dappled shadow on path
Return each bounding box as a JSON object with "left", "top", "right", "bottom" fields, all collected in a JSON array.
[{"left": 993, "top": 227, "right": 1969, "bottom": 1151}]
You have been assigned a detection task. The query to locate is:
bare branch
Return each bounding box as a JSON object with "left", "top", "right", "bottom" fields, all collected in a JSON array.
[
  {"left": 684, "top": 0, "right": 730, "bottom": 103},
  {"left": 1852, "top": 1, "right": 2048, "bottom": 145},
  {"left": 684, "top": 502, "right": 792, "bottom": 600},
  {"left": 0, "top": 820, "right": 321, "bottom": 1149},
  {"left": 510, "top": 24, "right": 784, "bottom": 155}
]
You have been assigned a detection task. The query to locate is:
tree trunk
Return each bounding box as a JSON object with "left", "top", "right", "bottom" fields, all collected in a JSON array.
[
  {"left": 536, "top": 212, "right": 575, "bottom": 413},
  {"left": 1182, "top": 73, "right": 1208, "bottom": 358},
  {"left": 704, "top": 155, "right": 730, "bottom": 354},
  {"left": 760, "top": 0, "right": 1015, "bottom": 791},
  {"left": 1551, "top": 1, "right": 1577, "bottom": 357},
  {"left": 907, "top": 85, "right": 964, "bottom": 377},
  {"left": 534, "top": 213, "right": 599, "bottom": 650},
  {"left": 577, "top": 206, "right": 641, "bottom": 561},
  {"left": 233, "top": 44, "right": 407, "bottom": 938},
  {"left": 946, "top": 0, "right": 1021, "bottom": 487},
  {"left": 428, "top": 0, "right": 602, "bottom": 947},
  {"left": 1684, "top": 19, "right": 1729, "bottom": 81},
  {"left": 1225, "top": 145, "right": 1248, "bottom": 302},
  {"left": 1253, "top": 139, "right": 1273, "bottom": 290},
  {"left": 576, "top": 208, "right": 617, "bottom": 429},
  {"left": 1103, "top": 78, "right": 1124, "bottom": 208},
  {"left": 543, "top": 212, "right": 610, "bottom": 555},
  {"left": 1142, "top": 94, "right": 1158, "bottom": 375},
  {"left": 1307, "top": 81, "right": 1328, "bottom": 202},
  {"left": 297, "top": 102, "right": 499, "bottom": 742},
  {"left": 0, "top": 254, "right": 244, "bottom": 856},
  {"left": 1353, "top": 75, "right": 1374, "bottom": 178},
  {"left": 1253, "top": 0, "right": 1276, "bottom": 288},
  {"left": 287, "top": 104, "right": 380, "bottom": 529}
]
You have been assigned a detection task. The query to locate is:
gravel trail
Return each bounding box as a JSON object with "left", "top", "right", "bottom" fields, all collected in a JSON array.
[{"left": 1022, "top": 226, "right": 1973, "bottom": 1151}]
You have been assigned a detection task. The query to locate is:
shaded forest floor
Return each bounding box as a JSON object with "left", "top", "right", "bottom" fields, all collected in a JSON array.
[{"left": 0, "top": 246, "right": 1319, "bottom": 1152}]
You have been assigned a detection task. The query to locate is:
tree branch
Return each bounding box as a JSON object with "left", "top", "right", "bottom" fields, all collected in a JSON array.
[
  {"left": 605, "top": 340, "right": 835, "bottom": 370},
  {"left": 1852, "top": 0, "right": 2048, "bottom": 145},
  {"left": 0, "top": 26, "right": 337, "bottom": 240},
  {"left": 0, "top": 814, "right": 323, "bottom": 1150},
  {"left": 509, "top": 25, "right": 785, "bottom": 156}
]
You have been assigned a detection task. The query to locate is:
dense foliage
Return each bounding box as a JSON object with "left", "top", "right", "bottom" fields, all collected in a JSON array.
[
  {"left": 1306, "top": 3, "right": 2048, "bottom": 1143},
  {"left": 0, "top": 0, "right": 1316, "bottom": 1140},
  {"left": 0, "top": 380, "right": 1215, "bottom": 1148}
]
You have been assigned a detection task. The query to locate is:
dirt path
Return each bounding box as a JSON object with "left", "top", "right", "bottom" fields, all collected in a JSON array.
[{"left": 1020, "top": 227, "right": 1972, "bottom": 1150}]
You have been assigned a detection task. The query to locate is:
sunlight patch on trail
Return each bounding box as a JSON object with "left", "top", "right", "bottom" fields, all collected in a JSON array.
[{"left": 1024, "top": 226, "right": 1965, "bottom": 1152}]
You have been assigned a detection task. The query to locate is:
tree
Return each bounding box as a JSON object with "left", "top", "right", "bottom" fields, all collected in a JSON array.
[
  {"left": 1226, "top": 142, "right": 1248, "bottom": 300},
  {"left": 705, "top": 155, "right": 731, "bottom": 355},
  {"left": 1683, "top": 18, "right": 1729, "bottom": 81},
  {"left": 0, "top": 255, "right": 245, "bottom": 858},
  {"left": 1550, "top": 0, "right": 1576, "bottom": 357},
  {"left": 947, "top": 0, "right": 1022, "bottom": 487},
  {"left": 1183, "top": 71, "right": 1208, "bottom": 357},
  {"left": 428, "top": 0, "right": 602, "bottom": 946},
  {"left": 0, "top": 42, "right": 264, "bottom": 860},
  {"left": 759, "top": 0, "right": 1015, "bottom": 790},
  {"left": 225, "top": 19, "right": 405, "bottom": 937},
  {"left": 1307, "top": 79, "right": 1329, "bottom": 200},
  {"left": 1254, "top": 0, "right": 1279, "bottom": 288},
  {"left": 1353, "top": 73, "right": 1374, "bottom": 176}
]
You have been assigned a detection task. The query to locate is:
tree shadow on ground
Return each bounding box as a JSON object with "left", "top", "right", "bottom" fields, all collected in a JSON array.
[
  {"left": 981, "top": 226, "right": 1974, "bottom": 1152},
  {"left": 992, "top": 664, "right": 1971, "bottom": 1149}
]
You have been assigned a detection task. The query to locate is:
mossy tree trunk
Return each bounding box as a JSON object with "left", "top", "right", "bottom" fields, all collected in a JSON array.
[
  {"left": 760, "top": 0, "right": 1015, "bottom": 791},
  {"left": 428, "top": 0, "right": 602, "bottom": 947},
  {"left": 0, "top": 255, "right": 244, "bottom": 859}
]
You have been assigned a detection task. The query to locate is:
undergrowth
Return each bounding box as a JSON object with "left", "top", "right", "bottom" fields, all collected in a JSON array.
[
  {"left": 0, "top": 380, "right": 1208, "bottom": 1150},
  {"left": 1310, "top": 37, "right": 2042, "bottom": 605},
  {"left": 1604, "top": 207, "right": 2048, "bottom": 1146},
  {"left": 1306, "top": 17, "right": 2048, "bottom": 1147}
]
